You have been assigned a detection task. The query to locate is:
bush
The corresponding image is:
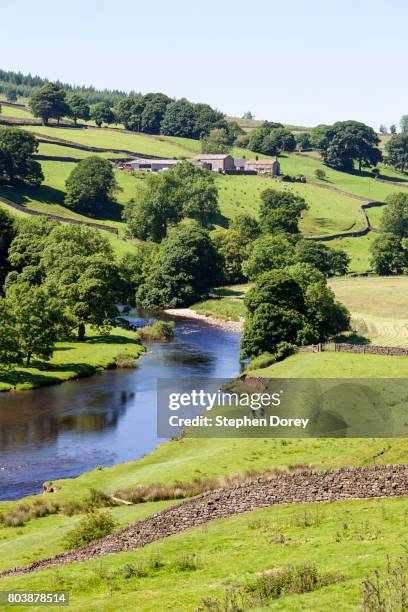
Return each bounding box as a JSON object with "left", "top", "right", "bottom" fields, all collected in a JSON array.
[
  {"left": 246, "top": 352, "right": 277, "bottom": 371},
  {"left": 138, "top": 320, "right": 176, "bottom": 341},
  {"left": 63, "top": 511, "right": 117, "bottom": 550},
  {"left": 314, "top": 168, "right": 326, "bottom": 180},
  {"left": 114, "top": 352, "right": 138, "bottom": 368}
]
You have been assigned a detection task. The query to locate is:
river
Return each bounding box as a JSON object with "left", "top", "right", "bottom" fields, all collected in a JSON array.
[{"left": 0, "top": 315, "right": 241, "bottom": 501}]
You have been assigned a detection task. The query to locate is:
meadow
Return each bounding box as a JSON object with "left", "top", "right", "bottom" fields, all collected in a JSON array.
[
  {"left": 1, "top": 496, "right": 408, "bottom": 610},
  {"left": 0, "top": 327, "right": 144, "bottom": 392}
]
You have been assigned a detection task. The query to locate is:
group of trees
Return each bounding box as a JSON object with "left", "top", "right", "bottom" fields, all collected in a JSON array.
[
  {"left": 0, "top": 68, "right": 131, "bottom": 106},
  {"left": 28, "top": 83, "right": 234, "bottom": 139},
  {"left": 0, "top": 127, "right": 43, "bottom": 186},
  {"left": 371, "top": 192, "right": 408, "bottom": 275},
  {"left": 385, "top": 133, "right": 408, "bottom": 172},
  {"left": 124, "top": 162, "right": 220, "bottom": 241},
  {"left": 245, "top": 122, "right": 296, "bottom": 156},
  {"left": 0, "top": 214, "right": 121, "bottom": 367},
  {"left": 379, "top": 116, "right": 408, "bottom": 136},
  {"left": 241, "top": 267, "right": 350, "bottom": 358},
  {"left": 318, "top": 121, "right": 382, "bottom": 172}
]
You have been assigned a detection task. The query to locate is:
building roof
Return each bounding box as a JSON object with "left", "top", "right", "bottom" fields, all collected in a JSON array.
[
  {"left": 245, "top": 159, "right": 279, "bottom": 165},
  {"left": 128, "top": 159, "right": 179, "bottom": 165},
  {"left": 234, "top": 158, "right": 247, "bottom": 166},
  {"left": 193, "top": 154, "right": 232, "bottom": 160}
]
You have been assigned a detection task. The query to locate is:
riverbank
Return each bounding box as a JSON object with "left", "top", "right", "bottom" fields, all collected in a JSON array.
[
  {"left": 164, "top": 308, "right": 244, "bottom": 332},
  {"left": 0, "top": 327, "right": 144, "bottom": 392}
]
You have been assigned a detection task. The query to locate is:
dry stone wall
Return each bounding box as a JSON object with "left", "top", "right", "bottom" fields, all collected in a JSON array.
[{"left": 2, "top": 464, "right": 408, "bottom": 577}]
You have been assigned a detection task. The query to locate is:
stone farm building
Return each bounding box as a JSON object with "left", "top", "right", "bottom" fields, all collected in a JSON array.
[
  {"left": 245, "top": 159, "right": 280, "bottom": 176},
  {"left": 192, "top": 154, "right": 235, "bottom": 172},
  {"left": 127, "top": 159, "right": 181, "bottom": 172}
]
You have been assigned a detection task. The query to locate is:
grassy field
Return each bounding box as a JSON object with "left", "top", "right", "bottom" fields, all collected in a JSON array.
[
  {"left": 37, "top": 141, "right": 125, "bottom": 159},
  {"left": 0, "top": 104, "right": 34, "bottom": 119},
  {"left": 2, "top": 496, "right": 408, "bottom": 611},
  {"left": 0, "top": 327, "right": 144, "bottom": 392},
  {"left": 327, "top": 233, "right": 376, "bottom": 273},
  {"left": 329, "top": 276, "right": 408, "bottom": 346},
  {"left": 215, "top": 174, "right": 364, "bottom": 236}
]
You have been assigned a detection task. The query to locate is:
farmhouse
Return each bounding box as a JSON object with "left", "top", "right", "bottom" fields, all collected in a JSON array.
[
  {"left": 245, "top": 159, "right": 280, "bottom": 176},
  {"left": 127, "top": 159, "right": 181, "bottom": 172},
  {"left": 234, "top": 158, "right": 247, "bottom": 171},
  {"left": 192, "top": 154, "right": 235, "bottom": 173}
]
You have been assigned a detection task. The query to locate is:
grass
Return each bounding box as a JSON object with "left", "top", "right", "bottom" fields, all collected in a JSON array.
[
  {"left": 327, "top": 233, "right": 376, "bottom": 273},
  {"left": 329, "top": 276, "right": 408, "bottom": 347},
  {"left": 1, "top": 496, "right": 408, "bottom": 610},
  {"left": 0, "top": 327, "right": 144, "bottom": 392},
  {"left": 37, "top": 142, "right": 125, "bottom": 159},
  {"left": 0, "top": 104, "right": 34, "bottom": 119},
  {"left": 23, "top": 125, "right": 206, "bottom": 158},
  {"left": 214, "top": 174, "right": 364, "bottom": 236}
]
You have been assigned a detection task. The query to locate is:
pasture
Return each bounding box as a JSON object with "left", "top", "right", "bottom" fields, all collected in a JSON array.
[{"left": 2, "top": 496, "right": 408, "bottom": 610}]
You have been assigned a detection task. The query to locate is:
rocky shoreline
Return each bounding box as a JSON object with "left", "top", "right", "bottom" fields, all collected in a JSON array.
[{"left": 164, "top": 308, "right": 244, "bottom": 332}]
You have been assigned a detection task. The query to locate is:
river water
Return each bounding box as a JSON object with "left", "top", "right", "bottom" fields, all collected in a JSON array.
[{"left": 0, "top": 315, "right": 241, "bottom": 501}]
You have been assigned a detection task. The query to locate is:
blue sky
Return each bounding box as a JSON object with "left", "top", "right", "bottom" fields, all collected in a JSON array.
[{"left": 1, "top": 0, "right": 406, "bottom": 129}]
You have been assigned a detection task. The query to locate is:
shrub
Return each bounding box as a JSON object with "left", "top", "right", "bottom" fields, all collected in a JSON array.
[
  {"left": 246, "top": 352, "right": 277, "bottom": 371},
  {"left": 114, "top": 352, "right": 138, "bottom": 368},
  {"left": 314, "top": 168, "right": 326, "bottom": 180},
  {"left": 173, "top": 554, "right": 199, "bottom": 572},
  {"left": 63, "top": 511, "right": 117, "bottom": 550},
  {"left": 138, "top": 320, "right": 176, "bottom": 341}
]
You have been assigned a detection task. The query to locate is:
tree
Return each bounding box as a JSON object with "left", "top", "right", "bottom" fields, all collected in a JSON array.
[
  {"left": 310, "top": 125, "right": 329, "bottom": 149},
  {"left": 141, "top": 93, "right": 172, "bottom": 134},
  {"left": 67, "top": 94, "right": 90, "bottom": 125},
  {"left": 400, "top": 115, "right": 408, "bottom": 133},
  {"left": 230, "top": 214, "right": 260, "bottom": 242},
  {"left": 169, "top": 162, "right": 219, "bottom": 226},
  {"left": 385, "top": 133, "right": 408, "bottom": 172},
  {"left": 248, "top": 127, "right": 276, "bottom": 155},
  {"left": 296, "top": 132, "right": 311, "bottom": 151},
  {"left": 91, "top": 102, "right": 115, "bottom": 127},
  {"left": 6, "top": 88, "right": 17, "bottom": 102},
  {"left": 4, "top": 283, "right": 64, "bottom": 366},
  {"left": 241, "top": 268, "right": 350, "bottom": 358},
  {"left": 379, "top": 125, "right": 388, "bottom": 134},
  {"left": 295, "top": 240, "right": 350, "bottom": 276},
  {"left": 380, "top": 192, "right": 408, "bottom": 237},
  {"left": 0, "top": 208, "right": 15, "bottom": 291},
  {"left": 201, "top": 128, "right": 231, "bottom": 154},
  {"left": 0, "top": 127, "right": 43, "bottom": 186},
  {"left": 160, "top": 99, "right": 197, "bottom": 138},
  {"left": 194, "top": 103, "right": 225, "bottom": 139},
  {"left": 242, "top": 234, "right": 296, "bottom": 280},
  {"left": 390, "top": 125, "right": 397, "bottom": 135},
  {"left": 242, "top": 111, "right": 254, "bottom": 120},
  {"left": 42, "top": 225, "right": 119, "bottom": 340},
  {"left": 259, "top": 189, "right": 308, "bottom": 234},
  {"left": 321, "top": 121, "right": 382, "bottom": 172},
  {"left": 124, "top": 162, "right": 219, "bottom": 241},
  {"left": 124, "top": 173, "right": 182, "bottom": 242},
  {"left": 0, "top": 298, "right": 20, "bottom": 366},
  {"left": 136, "top": 224, "right": 223, "bottom": 308},
  {"left": 65, "top": 157, "right": 119, "bottom": 215},
  {"left": 30, "top": 83, "right": 69, "bottom": 125},
  {"left": 370, "top": 233, "right": 407, "bottom": 275},
  {"left": 114, "top": 97, "right": 145, "bottom": 131}
]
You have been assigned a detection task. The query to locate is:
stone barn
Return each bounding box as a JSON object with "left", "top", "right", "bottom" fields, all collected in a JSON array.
[
  {"left": 245, "top": 159, "right": 280, "bottom": 176},
  {"left": 192, "top": 154, "right": 235, "bottom": 173}
]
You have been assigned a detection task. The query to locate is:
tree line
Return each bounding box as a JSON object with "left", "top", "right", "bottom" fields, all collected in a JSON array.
[{"left": 0, "top": 68, "right": 133, "bottom": 105}]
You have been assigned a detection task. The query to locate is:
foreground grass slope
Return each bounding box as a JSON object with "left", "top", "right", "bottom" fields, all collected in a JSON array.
[{"left": 1, "top": 496, "right": 408, "bottom": 610}]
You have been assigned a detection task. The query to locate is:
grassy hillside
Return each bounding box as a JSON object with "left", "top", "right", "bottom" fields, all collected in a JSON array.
[
  {"left": 327, "top": 233, "right": 376, "bottom": 273},
  {"left": 37, "top": 141, "right": 125, "bottom": 159},
  {"left": 1, "top": 496, "right": 407, "bottom": 610}
]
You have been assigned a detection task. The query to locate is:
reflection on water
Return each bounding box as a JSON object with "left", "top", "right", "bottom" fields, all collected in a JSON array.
[{"left": 0, "top": 315, "right": 241, "bottom": 500}]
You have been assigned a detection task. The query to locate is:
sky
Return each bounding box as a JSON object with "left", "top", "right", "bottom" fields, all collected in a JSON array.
[{"left": 1, "top": 0, "right": 406, "bottom": 129}]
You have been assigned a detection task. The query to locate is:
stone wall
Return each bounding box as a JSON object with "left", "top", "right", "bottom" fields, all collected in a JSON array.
[
  {"left": 3, "top": 464, "right": 408, "bottom": 577},
  {"left": 333, "top": 343, "right": 408, "bottom": 357}
]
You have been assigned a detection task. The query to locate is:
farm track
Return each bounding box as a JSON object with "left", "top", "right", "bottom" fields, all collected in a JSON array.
[{"left": 1, "top": 464, "right": 408, "bottom": 577}]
